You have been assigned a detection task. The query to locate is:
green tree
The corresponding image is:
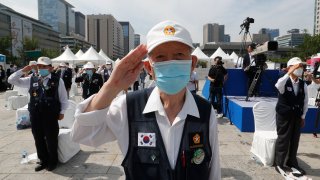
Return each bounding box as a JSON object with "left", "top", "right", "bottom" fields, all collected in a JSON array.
[
  {"left": 295, "top": 34, "right": 320, "bottom": 59},
  {"left": 0, "top": 36, "right": 11, "bottom": 56},
  {"left": 41, "top": 48, "right": 59, "bottom": 58}
]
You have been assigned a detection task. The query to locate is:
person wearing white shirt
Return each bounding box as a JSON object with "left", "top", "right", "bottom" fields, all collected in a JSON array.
[
  {"left": 187, "top": 70, "right": 199, "bottom": 94},
  {"left": 8, "top": 57, "right": 69, "bottom": 172},
  {"left": 71, "top": 20, "right": 221, "bottom": 180},
  {"left": 274, "top": 57, "right": 308, "bottom": 176}
]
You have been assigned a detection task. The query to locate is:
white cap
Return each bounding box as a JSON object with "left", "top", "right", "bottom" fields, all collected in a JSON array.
[
  {"left": 106, "top": 61, "right": 112, "bottom": 65},
  {"left": 29, "top": 61, "right": 37, "bottom": 66},
  {"left": 37, "top": 57, "right": 51, "bottom": 65},
  {"left": 287, "top": 57, "right": 304, "bottom": 66},
  {"left": 59, "top": 62, "right": 67, "bottom": 67},
  {"left": 146, "top": 20, "right": 194, "bottom": 53},
  {"left": 83, "top": 62, "right": 94, "bottom": 69}
]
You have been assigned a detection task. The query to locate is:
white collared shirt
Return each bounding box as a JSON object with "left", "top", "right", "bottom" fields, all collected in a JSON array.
[
  {"left": 71, "top": 87, "right": 221, "bottom": 179},
  {"left": 275, "top": 73, "right": 308, "bottom": 119},
  {"left": 8, "top": 69, "right": 69, "bottom": 114}
]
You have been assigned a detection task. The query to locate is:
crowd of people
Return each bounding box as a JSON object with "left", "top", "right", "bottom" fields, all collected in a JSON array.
[{"left": 4, "top": 19, "right": 317, "bottom": 179}]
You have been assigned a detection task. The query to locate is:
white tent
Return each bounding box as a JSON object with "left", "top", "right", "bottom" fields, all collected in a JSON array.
[
  {"left": 52, "top": 46, "right": 78, "bottom": 65},
  {"left": 78, "top": 46, "right": 106, "bottom": 65},
  {"left": 99, "top": 49, "right": 114, "bottom": 66},
  {"left": 192, "top": 47, "right": 210, "bottom": 62},
  {"left": 210, "top": 47, "right": 235, "bottom": 68},
  {"left": 75, "top": 50, "right": 84, "bottom": 58}
]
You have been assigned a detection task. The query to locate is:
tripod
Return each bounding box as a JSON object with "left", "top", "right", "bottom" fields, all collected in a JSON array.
[
  {"left": 245, "top": 66, "right": 262, "bottom": 101},
  {"left": 236, "top": 24, "right": 253, "bottom": 68}
]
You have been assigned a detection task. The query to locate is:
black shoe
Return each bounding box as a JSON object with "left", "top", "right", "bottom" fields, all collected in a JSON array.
[
  {"left": 275, "top": 165, "right": 288, "bottom": 175},
  {"left": 287, "top": 165, "right": 306, "bottom": 175},
  {"left": 46, "top": 164, "right": 57, "bottom": 171},
  {"left": 35, "top": 164, "right": 46, "bottom": 172}
]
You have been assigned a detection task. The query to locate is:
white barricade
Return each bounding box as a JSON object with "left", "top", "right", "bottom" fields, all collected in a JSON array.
[{"left": 4, "top": 90, "right": 18, "bottom": 101}]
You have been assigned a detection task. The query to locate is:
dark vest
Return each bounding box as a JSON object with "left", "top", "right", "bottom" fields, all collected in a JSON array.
[
  {"left": 276, "top": 78, "right": 305, "bottom": 117},
  {"left": 81, "top": 73, "right": 102, "bottom": 99},
  {"left": 28, "top": 74, "right": 61, "bottom": 115},
  {"left": 103, "top": 69, "right": 111, "bottom": 82},
  {"left": 122, "top": 89, "right": 212, "bottom": 180}
]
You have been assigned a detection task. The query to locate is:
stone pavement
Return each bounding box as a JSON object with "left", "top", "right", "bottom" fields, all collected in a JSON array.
[{"left": 0, "top": 85, "right": 319, "bottom": 179}]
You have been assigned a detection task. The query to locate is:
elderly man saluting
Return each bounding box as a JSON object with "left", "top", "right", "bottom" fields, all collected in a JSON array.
[{"left": 71, "top": 20, "right": 221, "bottom": 180}]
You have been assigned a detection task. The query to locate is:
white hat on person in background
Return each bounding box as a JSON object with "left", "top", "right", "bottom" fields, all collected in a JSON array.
[
  {"left": 59, "top": 62, "right": 67, "bottom": 67},
  {"left": 106, "top": 61, "right": 112, "bottom": 65},
  {"left": 29, "top": 61, "right": 37, "bottom": 66},
  {"left": 37, "top": 57, "right": 52, "bottom": 65},
  {"left": 287, "top": 57, "right": 305, "bottom": 66},
  {"left": 146, "top": 20, "right": 194, "bottom": 53},
  {"left": 83, "top": 62, "right": 95, "bottom": 69}
]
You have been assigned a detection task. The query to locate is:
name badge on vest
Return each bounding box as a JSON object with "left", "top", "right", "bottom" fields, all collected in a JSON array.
[
  {"left": 138, "top": 132, "right": 156, "bottom": 147},
  {"left": 33, "top": 82, "right": 39, "bottom": 87},
  {"left": 287, "top": 87, "right": 292, "bottom": 92},
  {"left": 189, "top": 132, "right": 204, "bottom": 149}
]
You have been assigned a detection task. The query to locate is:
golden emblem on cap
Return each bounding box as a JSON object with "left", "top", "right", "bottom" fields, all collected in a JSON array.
[
  {"left": 193, "top": 133, "right": 200, "bottom": 144},
  {"left": 163, "top": 25, "right": 175, "bottom": 36}
]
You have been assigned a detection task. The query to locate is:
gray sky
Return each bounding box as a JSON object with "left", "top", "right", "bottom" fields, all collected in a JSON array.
[{"left": 0, "top": 0, "right": 314, "bottom": 44}]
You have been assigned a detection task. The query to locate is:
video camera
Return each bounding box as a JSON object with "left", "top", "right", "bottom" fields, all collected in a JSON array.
[
  {"left": 240, "top": 17, "right": 254, "bottom": 31},
  {"left": 251, "top": 41, "right": 278, "bottom": 67}
]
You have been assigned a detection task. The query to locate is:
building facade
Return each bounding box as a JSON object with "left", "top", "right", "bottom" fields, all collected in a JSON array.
[
  {"left": 315, "top": 0, "right": 320, "bottom": 35},
  {"left": 252, "top": 34, "right": 270, "bottom": 44},
  {"left": 87, "top": 14, "right": 124, "bottom": 59},
  {"left": 258, "top": 28, "right": 280, "bottom": 40},
  {"left": 203, "top": 23, "right": 225, "bottom": 44},
  {"left": 75, "top": 12, "right": 85, "bottom": 37},
  {"left": 276, "top": 34, "right": 305, "bottom": 47},
  {"left": 38, "top": 0, "right": 75, "bottom": 36},
  {"left": 134, "top": 34, "right": 140, "bottom": 48},
  {"left": 119, "top": 22, "right": 135, "bottom": 56},
  {"left": 0, "top": 3, "right": 60, "bottom": 57},
  {"left": 60, "top": 35, "right": 94, "bottom": 52}
]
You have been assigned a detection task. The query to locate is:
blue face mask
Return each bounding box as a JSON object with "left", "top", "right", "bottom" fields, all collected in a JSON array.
[
  {"left": 38, "top": 69, "right": 50, "bottom": 77},
  {"left": 31, "top": 69, "right": 36, "bottom": 73},
  {"left": 86, "top": 70, "right": 93, "bottom": 76},
  {"left": 152, "top": 60, "right": 192, "bottom": 95}
]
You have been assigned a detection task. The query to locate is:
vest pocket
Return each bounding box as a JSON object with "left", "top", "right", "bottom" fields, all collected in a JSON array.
[
  {"left": 133, "top": 147, "right": 160, "bottom": 180},
  {"left": 187, "top": 149, "right": 210, "bottom": 179}
]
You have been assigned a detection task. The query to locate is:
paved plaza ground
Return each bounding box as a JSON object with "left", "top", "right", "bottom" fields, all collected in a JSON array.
[{"left": 0, "top": 82, "right": 319, "bottom": 180}]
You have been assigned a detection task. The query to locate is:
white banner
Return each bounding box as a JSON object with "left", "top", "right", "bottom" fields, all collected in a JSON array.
[{"left": 11, "top": 16, "right": 23, "bottom": 57}]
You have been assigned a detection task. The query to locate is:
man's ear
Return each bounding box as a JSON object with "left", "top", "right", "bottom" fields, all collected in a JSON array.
[
  {"left": 191, "top": 55, "right": 198, "bottom": 71},
  {"left": 144, "top": 60, "right": 154, "bottom": 78}
]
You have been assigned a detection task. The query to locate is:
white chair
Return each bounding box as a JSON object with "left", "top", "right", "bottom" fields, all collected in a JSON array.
[
  {"left": 7, "top": 95, "right": 29, "bottom": 110},
  {"left": 4, "top": 90, "right": 18, "bottom": 101},
  {"left": 58, "top": 129, "right": 80, "bottom": 163},
  {"left": 251, "top": 101, "right": 278, "bottom": 166},
  {"left": 58, "top": 100, "right": 76, "bottom": 129}
]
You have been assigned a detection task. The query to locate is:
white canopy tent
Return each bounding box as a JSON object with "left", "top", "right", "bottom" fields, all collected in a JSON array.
[
  {"left": 99, "top": 49, "right": 114, "bottom": 66},
  {"left": 192, "top": 47, "right": 210, "bottom": 62},
  {"left": 210, "top": 47, "right": 235, "bottom": 68},
  {"left": 75, "top": 50, "right": 84, "bottom": 58},
  {"left": 52, "top": 46, "right": 78, "bottom": 65},
  {"left": 78, "top": 47, "right": 106, "bottom": 66}
]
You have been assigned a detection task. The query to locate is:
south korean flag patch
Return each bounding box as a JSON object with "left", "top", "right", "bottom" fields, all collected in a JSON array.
[{"left": 138, "top": 133, "right": 156, "bottom": 147}]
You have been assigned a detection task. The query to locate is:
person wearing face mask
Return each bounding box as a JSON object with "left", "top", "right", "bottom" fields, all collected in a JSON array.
[
  {"left": 97, "top": 61, "right": 113, "bottom": 83},
  {"left": 71, "top": 20, "right": 221, "bottom": 180},
  {"left": 274, "top": 57, "right": 308, "bottom": 177},
  {"left": 55, "top": 62, "right": 72, "bottom": 98},
  {"left": 8, "top": 57, "right": 68, "bottom": 172},
  {"left": 75, "top": 62, "right": 103, "bottom": 99}
]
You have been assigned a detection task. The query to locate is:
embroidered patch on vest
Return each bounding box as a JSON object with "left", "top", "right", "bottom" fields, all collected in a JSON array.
[
  {"left": 138, "top": 133, "right": 156, "bottom": 147},
  {"left": 33, "top": 82, "right": 38, "bottom": 87},
  {"left": 189, "top": 132, "right": 204, "bottom": 149},
  {"left": 191, "top": 148, "right": 205, "bottom": 164}
]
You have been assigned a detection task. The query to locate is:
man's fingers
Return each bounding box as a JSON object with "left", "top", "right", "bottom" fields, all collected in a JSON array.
[{"left": 121, "top": 45, "right": 147, "bottom": 67}]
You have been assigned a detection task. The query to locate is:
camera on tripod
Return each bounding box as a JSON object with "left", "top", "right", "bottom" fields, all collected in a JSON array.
[{"left": 240, "top": 17, "right": 254, "bottom": 30}]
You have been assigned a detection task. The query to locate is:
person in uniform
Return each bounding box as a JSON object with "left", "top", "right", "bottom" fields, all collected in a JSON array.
[
  {"left": 97, "top": 61, "right": 113, "bottom": 83},
  {"left": 71, "top": 20, "right": 221, "bottom": 180},
  {"left": 55, "top": 62, "right": 72, "bottom": 98},
  {"left": 274, "top": 57, "right": 308, "bottom": 176},
  {"left": 8, "top": 57, "right": 69, "bottom": 171},
  {"left": 75, "top": 62, "right": 103, "bottom": 99}
]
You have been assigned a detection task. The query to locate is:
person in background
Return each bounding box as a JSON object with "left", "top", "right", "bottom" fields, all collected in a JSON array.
[
  {"left": 55, "top": 63, "right": 72, "bottom": 98},
  {"left": 6, "top": 64, "right": 16, "bottom": 90},
  {"left": 75, "top": 62, "right": 103, "bottom": 99},
  {"left": 187, "top": 69, "right": 199, "bottom": 94},
  {"left": 139, "top": 68, "right": 147, "bottom": 89},
  {"left": 0, "top": 65, "right": 6, "bottom": 92},
  {"left": 97, "top": 61, "right": 113, "bottom": 83},
  {"left": 274, "top": 57, "right": 308, "bottom": 177},
  {"left": 8, "top": 57, "right": 68, "bottom": 172},
  {"left": 208, "top": 56, "right": 228, "bottom": 117},
  {"left": 71, "top": 20, "right": 221, "bottom": 179}
]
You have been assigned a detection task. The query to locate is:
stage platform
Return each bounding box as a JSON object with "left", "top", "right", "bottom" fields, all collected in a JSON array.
[{"left": 223, "top": 96, "right": 320, "bottom": 133}]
